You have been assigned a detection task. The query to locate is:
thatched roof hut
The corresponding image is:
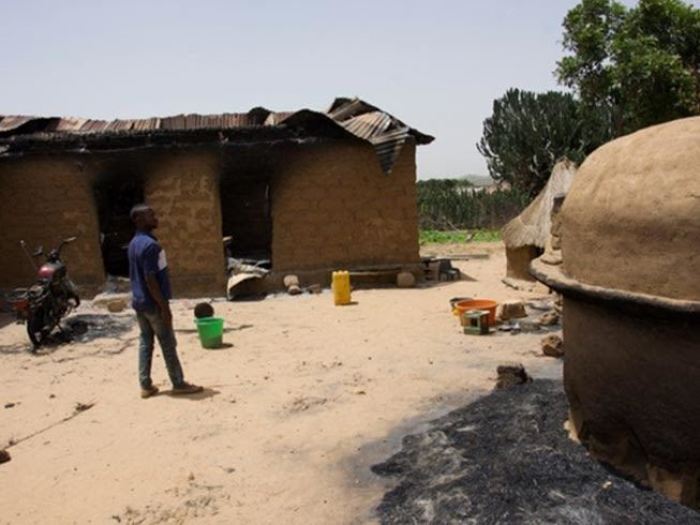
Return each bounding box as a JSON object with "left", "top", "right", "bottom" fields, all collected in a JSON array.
[{"left": 502, "top": 159, "right": 577, "bottom": 281}]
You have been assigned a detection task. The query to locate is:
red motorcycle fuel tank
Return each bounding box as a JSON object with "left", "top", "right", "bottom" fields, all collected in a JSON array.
[{"left": 38, "top": 263, "right": 61, "bottom": 280}]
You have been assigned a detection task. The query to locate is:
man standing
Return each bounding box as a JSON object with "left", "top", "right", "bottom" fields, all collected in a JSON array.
[{"left": 128, "top": 204, "right": 203, "bottom": 398}]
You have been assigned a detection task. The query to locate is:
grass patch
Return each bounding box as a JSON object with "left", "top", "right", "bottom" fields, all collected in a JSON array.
[{"left": 419, "top": 229, "right": 501, "bottom": 245}]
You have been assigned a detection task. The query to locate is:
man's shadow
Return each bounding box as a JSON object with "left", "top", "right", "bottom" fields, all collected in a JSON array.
[{"left": 163, "top": 387, "right": 221, "bottom": 401}]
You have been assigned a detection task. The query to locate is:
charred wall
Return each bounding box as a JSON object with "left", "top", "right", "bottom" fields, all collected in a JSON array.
[
  {"left": 0, "top": 149, "right": 226, "bottom": 299},
  {"left": 0, "top": 156, "right": 104, "bottom": 293},
  {"left": 0, "top": 138, "right": 421, "bottom": 297},
  {"left": 271, "top": 140, "right": 420, "bottom": 271}
]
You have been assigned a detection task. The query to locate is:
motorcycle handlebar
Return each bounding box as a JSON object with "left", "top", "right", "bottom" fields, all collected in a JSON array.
[
  {"left": 56, "top": 235, "right": 78, "bottom": 255},
  {"left": 23, "top": 235, "right": 79, "bottom": 262},
  {"left": 20, "top": 235, "right": 78, "bottom": 262}
]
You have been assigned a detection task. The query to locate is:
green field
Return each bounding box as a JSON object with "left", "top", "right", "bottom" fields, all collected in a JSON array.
[{"left": 419, "top": 229, "right": 502, "bottom": 245}]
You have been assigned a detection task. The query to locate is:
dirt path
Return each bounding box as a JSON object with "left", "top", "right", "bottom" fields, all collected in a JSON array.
[{"left": 0, "top": 243, "right": 561, "bottom": 524}]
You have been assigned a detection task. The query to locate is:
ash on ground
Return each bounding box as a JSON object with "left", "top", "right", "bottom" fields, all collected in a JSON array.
[
  {"left": 65, "top": 314, "right": 133, "bottom": 342},
  {"left": 371, "top": 380, "right": 699, "bottom": 524},
  {"left": 29, "top": 314, "right": 135, "bottom": 351}
]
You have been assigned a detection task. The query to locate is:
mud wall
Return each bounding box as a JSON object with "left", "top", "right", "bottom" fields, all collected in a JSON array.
[
  {"left": 145, "top": 150, "right": 226, "bottom": 298},
  {"left": 505, "top": 245, "right": 539, "bottom": 281},
  {"left": 271, "top": 140, "right": 420, "bottom": 271},
  {"left": 560, "top": 116, "right": 700, "bottom": 301},
  {"left": 0, "top": 156, "right": 104, "bottom": 293},
  {"left": 0, "top": 140, "right": 419, "bottom": 296},
  {"left": 564, "top": 297, "right": 700, "bottom": 506}
]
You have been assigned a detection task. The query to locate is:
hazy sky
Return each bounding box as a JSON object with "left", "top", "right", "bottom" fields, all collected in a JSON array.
[{"left": 0, "top": 0, "right": 640, "bottom": 179}]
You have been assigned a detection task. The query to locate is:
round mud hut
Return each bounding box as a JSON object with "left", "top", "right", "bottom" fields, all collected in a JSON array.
[
  {"left": 501, "top": 159, "right": 577, "bottom": 282},
  {"left": 531, "top": 117, "right": 700, "bottom": 507}
]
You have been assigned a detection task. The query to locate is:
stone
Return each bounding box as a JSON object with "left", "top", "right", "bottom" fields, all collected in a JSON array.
[
  {"left": 283, "top": 274, "right": 300, "bottom": 288},
  {"left": 283, "top": 275, "right": 302, "bottom": 295},
  {"left": 539, "top": 311, "right": 560, "bottom": 326},
  {"left": 306, "top": 284, "right": 322, "bottom": 294},
  {"left": 106, "top": 299, "right": 127, "bottom": 313},
  {"left": 495, "top": 363, "right": 532, "bottom": 389},
  {"left": 541, "top": 334, "right": 564, "bottom": 358},
  {"left": 92, "top": 292, "right": 131, "bottom": 313},
  {"left": 396, "top": 271, "right": 416, "bottom": 288},
  {"left": 499, "top": 300, "right": 527, "bottom": 320},
  {"left": 0, "top": 449, "right": 10, "bottom": 465}
]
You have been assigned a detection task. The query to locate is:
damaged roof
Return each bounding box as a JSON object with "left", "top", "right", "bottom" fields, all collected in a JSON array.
[{"left": 0, "top": 98, "right": 433, "bottom": 174}]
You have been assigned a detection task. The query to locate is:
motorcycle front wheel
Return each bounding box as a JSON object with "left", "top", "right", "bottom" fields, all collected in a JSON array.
[{"left": 27, "top": 306, "right": 52, "bottom": 349}]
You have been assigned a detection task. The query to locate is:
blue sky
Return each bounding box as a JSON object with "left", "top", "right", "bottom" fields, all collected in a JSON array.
[{"left": 0, "top": 0, "right": 641, "bottom": 178}]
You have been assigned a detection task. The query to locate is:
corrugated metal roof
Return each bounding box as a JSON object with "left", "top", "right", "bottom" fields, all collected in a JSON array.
[
  {"left": 340, "top": 111, "right": 393, "bottom": 140},
  {"left": 80, "top": 119, "right": 109, "bottom": 132},
  {"left": 264, "top": 112, "right": 294, "bottom": 126},
  {"left": 328, "top": 99, "right": 380, "bottom": 122},
  {"left": 53, "top": 117, "right": 87, "bottom": 132},
  {"left": 0, "top": 116, "right": 36, "bottom": 132},
  {"left": 0, "top": 98, "right": 433, "bottom": 173},
  {"left": 370, "top": 129, "right": 410, "bottom": 173}
]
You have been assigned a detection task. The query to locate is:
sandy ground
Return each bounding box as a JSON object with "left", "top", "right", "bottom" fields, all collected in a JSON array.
[{"left": 0, "top": 243, "right": 562, "bottom": 524}]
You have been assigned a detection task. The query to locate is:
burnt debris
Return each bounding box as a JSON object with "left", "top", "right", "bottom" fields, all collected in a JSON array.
[{"left": 371, "top": 380, "right": 700, "bottom": 524}]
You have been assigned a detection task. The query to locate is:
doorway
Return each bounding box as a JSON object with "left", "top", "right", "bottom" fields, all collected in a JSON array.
[
  {"left": 93, "top": 171, "right": 144, "bottom": 277},
  {"left": 220, "top": 177, "right": 272, "bottom": 264}
]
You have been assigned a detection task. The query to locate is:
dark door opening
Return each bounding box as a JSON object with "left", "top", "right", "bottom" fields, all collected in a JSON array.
[
  {"left": 94, "top": 172, "right": 144, "bottom": 277},
  {"left": 220, "top": 178, "right": 272, "bottom": 265}
]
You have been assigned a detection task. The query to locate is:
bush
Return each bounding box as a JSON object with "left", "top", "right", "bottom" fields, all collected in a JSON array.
[{"left": 417, "top": 179, "right": 529, "bottom": 231}]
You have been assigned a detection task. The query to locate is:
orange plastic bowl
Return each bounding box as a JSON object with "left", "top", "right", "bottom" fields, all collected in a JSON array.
[{"left": 453, "top": 299, "right": 498, "bottom": 326}]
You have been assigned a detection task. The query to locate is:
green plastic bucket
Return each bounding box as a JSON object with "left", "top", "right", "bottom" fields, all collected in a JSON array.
[{"left": 195, "top": 317, "right": 224, "bottom": 349}]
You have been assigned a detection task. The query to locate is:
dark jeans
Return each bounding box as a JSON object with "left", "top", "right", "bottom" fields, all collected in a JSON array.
[{"left": 136, "top": 308, "right": 185, "bottom": 389}]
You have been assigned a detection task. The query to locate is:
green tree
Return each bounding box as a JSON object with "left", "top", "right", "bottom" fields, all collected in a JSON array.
[
  {"left": 557, "top": 0, "right": 700, "bottom": 136},
  {"left": 477, "top": 89, "right": 591, "bottom": 197}
]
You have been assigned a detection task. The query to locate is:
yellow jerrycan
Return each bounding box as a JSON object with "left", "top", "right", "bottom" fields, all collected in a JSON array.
[{"left": 332, "top": 270, "right": 352, "bottom": 306}]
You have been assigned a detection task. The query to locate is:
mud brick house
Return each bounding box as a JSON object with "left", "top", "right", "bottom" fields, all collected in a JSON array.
[{"left": 0, "top": 98, "right": 433, "bottom": 297}]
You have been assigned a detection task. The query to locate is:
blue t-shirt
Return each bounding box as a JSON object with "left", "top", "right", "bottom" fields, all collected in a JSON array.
[{"left": 128, "top": 231, "right": 172, "bottom": 312}]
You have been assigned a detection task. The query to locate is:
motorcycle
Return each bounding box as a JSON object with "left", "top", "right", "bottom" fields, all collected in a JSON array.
[{"left": 7, "top": 236, "right": 81, "bottom": 349}]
